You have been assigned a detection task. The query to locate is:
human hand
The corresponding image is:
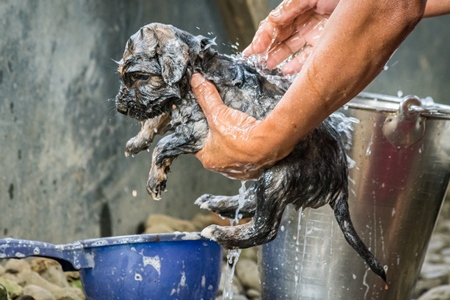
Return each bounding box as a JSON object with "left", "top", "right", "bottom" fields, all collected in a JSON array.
[
  {"left": 243, "top": 0, "right": 339, "bottom": 74},
  {"left": 191, "top": 73, "right": 281, "bottom": 180}
]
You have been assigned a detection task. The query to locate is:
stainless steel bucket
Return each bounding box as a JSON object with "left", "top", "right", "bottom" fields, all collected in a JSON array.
[{"left": 260, "top": 92, "right": 450, "bottom": 300}]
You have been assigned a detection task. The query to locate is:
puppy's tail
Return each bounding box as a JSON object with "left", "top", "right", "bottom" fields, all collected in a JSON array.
[{"left": 330, "top": 192, "right": 387, "bottom": 284}]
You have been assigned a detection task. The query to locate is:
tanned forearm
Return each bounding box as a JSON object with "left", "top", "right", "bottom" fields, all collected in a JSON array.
[
  {"left": 251, "top": 0, "right": 426, "bottom": 161},
  {"left": 424, "top": 0, "right": 450, "bottom": 17}
]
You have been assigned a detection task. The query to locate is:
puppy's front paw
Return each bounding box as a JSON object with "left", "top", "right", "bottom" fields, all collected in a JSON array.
[
  {"left": 125, "top": 136, "right": 151, "bottom": 157},
  {"left": 124, "top": 114, "right": 171, "bottom": 157},
  {"left": 147, "top": 173, "right": 167, "bottom": 200},
  {"left": 147, "top": 164, "right": 169, "bottom": 200}
]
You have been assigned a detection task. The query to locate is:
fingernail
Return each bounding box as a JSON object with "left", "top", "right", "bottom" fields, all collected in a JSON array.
[
  {"left": 191, "top": 73, "right": 206, "bottom": 88},
  {"left": 282, "top": 64, "right": 294, "bottom": 74},
  {"left": 242, "top": 45, "right": 252, "bottom": 56},
  {"left": 269, "top": 6, "right": 282, "bottom": 18}
]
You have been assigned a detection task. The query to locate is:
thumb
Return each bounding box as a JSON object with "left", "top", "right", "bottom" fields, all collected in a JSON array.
[{"left": 190, "top": 73, "right": 226, "bottom": 119}]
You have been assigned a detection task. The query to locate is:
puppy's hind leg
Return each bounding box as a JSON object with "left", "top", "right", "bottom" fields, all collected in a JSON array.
[
  {"left": 202, "top": 168, "right": 291, "bottom": 249},
  {"left": 195, "top": 184, "right": 257, "bottom": 219}
]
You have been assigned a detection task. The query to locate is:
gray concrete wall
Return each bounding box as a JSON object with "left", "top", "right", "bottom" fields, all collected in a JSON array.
[
  {"left": 1, "top": 1, "right": 449, "bottom": 244},
  {"left": 0, "top": 0, "right": 239, "bottom": 244}
]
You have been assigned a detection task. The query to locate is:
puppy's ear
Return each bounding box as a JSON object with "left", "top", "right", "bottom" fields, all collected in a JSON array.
[
  {"left": 151, "top": 26, "right": 190, "bottom": 86},
  {"left": 159, "top": 40, "right": 190, "bottom": 85}
]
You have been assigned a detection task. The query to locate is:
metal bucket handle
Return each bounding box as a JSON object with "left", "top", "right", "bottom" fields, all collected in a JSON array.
[
  {"left": 382, "top": 95, "right": 426, "bottom": 148},
  {"left": 399, "top": 95, "right": 422, "bottom": 120},
  {"left": 357, "top": 92, "right": 450, "bottom": 119}
]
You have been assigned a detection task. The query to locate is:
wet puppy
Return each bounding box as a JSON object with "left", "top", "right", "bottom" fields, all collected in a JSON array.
[{"left": 115, "top": 23, "right": 386, "bottom": 282}]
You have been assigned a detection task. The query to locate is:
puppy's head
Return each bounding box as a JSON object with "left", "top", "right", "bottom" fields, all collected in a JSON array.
[{"left": 115, "top": 23, "right": 215, "bottom": 121}]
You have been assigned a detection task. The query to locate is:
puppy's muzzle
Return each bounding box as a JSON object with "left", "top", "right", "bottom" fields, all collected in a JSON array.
[
  {"left": 115, "top": 88, "right": 148, "bottom": 120},
  {"left": 115, "top": 101, "right": 129, "bottom": 115},
  {"left": 115, "top": 85, "right": 132, "bottom": 114}
]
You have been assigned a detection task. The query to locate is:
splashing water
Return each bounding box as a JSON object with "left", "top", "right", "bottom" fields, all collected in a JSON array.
[
  {"left": 222, "top": 248, "right": 242, "bottom": 300},
  {"left": 365, "top": 134, "right": 374, "bottom": 157},
  {"left": 294, "top": 207, "right": 303, "bottom": 289},
  {"left": 257, "top": 15, "right": 328, "bottom": 74},
  {"left": 313, "top": 19, "right": 328, "bottom": 39},
  {"left": 231, "top": 181, "right": 247, "bottom": 226},
  {"left": 223, "top": 181, "right": 246, "bottom": 300},
  {"left": 362, "top": 268, "right": 370, "bottom": 299}
]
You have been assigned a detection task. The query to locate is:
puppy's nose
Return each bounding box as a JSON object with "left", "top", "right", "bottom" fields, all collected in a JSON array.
[
  {"left": 116, "top": 101, "right": 128, "bottom": 115},
  {"left": 115, "top": 84, "right": 132, "bottom": 115}
]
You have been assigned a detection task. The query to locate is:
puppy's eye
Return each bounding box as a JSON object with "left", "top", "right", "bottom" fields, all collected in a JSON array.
[
  {"left": 131, "top": 73, "right": 150, "bottom": 82},
  {"left": 123, "top": 72, "right": 152, "bottom": 87}
]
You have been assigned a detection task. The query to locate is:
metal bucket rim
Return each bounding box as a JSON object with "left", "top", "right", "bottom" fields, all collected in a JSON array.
[{"left": 347, "top": 92, "right": 450, "bottom": 120}]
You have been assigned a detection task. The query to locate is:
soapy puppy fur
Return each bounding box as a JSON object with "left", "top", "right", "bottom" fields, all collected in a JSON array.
[{"left": 115, "top": 23, "right": 386, "bottom": 282}]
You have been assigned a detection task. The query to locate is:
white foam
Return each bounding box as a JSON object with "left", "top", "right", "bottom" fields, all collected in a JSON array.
[
  {"left": 181, "top": 232, "right": 201, "bottom": 240},
  {"left": 201, "top": 275, "right": 206, "bottom": 287},
  {"left": 179, "top": 271, "right": 186, "bottom": 287},
  {"left": 200, "top": 202, "right": 209, "bottom": 209},
  {"left": 134, "top": 273, "right": 143, "bottom": 281},
  {"left": 143, "top": 255, "right": 161, "bottom": 276},
  {"left": 201, "top": 227, "right": 215, "bottom": 241}
]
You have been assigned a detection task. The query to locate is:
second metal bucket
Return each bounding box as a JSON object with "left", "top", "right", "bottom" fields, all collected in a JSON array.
[{"left": 260, "top": 92, "right": 450, "bottom": 300}]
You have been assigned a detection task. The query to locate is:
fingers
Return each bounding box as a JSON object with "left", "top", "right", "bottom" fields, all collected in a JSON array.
[
  {"left": 190, "top": 73, "right": 225, "bottom": 122},
  {"left": 242, "top": 19, "right": 276, "bottom": 56},
  {"left": 244, "top": 0, "right": 331, "bottom": 70},
  {"left": 265, "top": 32, "right": 307, "bottom": 68},
  {"left": 191, "top": 73, "right": 258, "bottom": 128},
  {"left": 243, "top": 0, "right": 316, "bottom": 56},
  {"left": 281, "top": 45, "right": 313, "bottom": 74},
  {"left": 191, "top": 73, "right": 264, "bottom": 180},
  {"left": 268, "top": 0, "right": 313, "bottom": 25},
  {"left": 195, "top": 148, "right": 263, "bottom": 180}
]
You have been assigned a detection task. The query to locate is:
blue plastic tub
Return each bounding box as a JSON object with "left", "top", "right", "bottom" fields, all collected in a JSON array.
[{"left": 0, "top": 232, "right": 222, "bottom": 300}]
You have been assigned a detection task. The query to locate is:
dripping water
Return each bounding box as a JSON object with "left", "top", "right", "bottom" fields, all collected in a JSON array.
[{"left": 222, "top": 181, "right": 246, "bottom": 300}]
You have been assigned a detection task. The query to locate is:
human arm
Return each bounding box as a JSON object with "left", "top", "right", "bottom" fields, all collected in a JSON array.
[
  {"left": 192, "top": 0, "right": 426, "bottom": 180},
  {"left": 423, "top": 0, "right": 450, "bottom": 17}
]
